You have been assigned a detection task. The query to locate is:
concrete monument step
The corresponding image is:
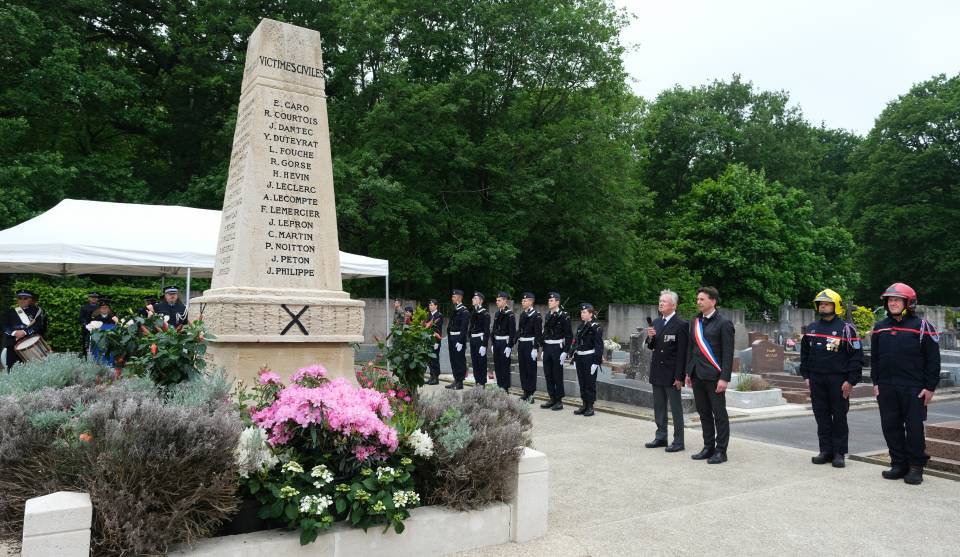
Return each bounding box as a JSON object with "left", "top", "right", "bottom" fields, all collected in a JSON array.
[
  {"left": 927, "top": 420, "right": 960, "bottom": 443},
  {"left": 927, "top": 456, "right": 960, "bottom": 475},
  {"left": 927, "top": 438, "right": 960, "bottom": 461}
]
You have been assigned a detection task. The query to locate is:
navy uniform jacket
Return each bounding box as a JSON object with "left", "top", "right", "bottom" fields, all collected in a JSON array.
[
  {"left": 516, "top": 308, "right": 543, "bottom": 349},
  {"left": 491, "top": 308, "right": 517, "bottom": 345},
  {"left": 469, "top": 306, "right": 491, "bottom": 348},
  {"left": 3, "top": 305, "right": 48, "bottom": 348},
  {"left": 571, "top": 319, "right": 604, "bottom": 366},
  {"left": 870, "top": 315, "right": 941, "bottom": 390},
  {"left": 685, "top": 311, "right": 735, "bottom": 382},
  {"left": 447, "top": 303, "right": 471, "bottom": 340},
  {"left": 645, "top": 314, "right": 689, "bottom": 386},
  {"left": 154, "top": 300, "right": 188, "bottom": 327},
  {"left": 428, "top": 310, "right": 444, "bottom": 338},
  {"left": 542, "top": 309, "right": 573, "bottom": 352},
  {"left": 799, "top": 317, "right": 863, "bottom": 384},
  {"left": 79, "top": 303, "right": 98, "bottom": 326}
]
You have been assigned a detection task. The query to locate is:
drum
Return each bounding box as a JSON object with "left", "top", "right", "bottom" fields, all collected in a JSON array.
[{"left": 15, "top": 335, "right": 52, "bottom": 362}]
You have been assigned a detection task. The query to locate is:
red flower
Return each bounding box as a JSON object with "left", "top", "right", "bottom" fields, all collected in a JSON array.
[
  {"left": 79, "top": 432, "right": 93, "bottom": 443},
  {"left": 150, "top": 343, "right": 158, "bottom": 355}
]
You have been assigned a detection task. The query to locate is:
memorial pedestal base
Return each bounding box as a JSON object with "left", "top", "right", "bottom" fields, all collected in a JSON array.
[{"left": 204, "top": 341, "right": 356, "bottom": 385}]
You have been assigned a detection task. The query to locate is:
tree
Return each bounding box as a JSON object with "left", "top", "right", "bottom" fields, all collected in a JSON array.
[
  {"left": 845, "top": 74, "right": 960, "bottom": 305},
  {"left": 668, "top": 164, "right": 857, "bottom": 313}
]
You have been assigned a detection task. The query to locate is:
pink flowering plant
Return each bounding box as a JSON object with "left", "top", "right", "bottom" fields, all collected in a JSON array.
[
  {"left": 234, "top": 364, "right": 423, "bottom": 543},
  {"left": 355, "top": 363, "right": 413, "bottom": 410}
]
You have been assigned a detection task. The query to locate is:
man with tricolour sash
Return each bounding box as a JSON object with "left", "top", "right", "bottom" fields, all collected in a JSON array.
[{"left": 685, "top": 286, "right": 735, "bottom": 464}]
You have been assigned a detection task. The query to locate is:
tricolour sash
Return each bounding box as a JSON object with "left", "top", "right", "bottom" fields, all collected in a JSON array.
[{"left": 693, "top": 318, "right": 722, "bottom": 372}]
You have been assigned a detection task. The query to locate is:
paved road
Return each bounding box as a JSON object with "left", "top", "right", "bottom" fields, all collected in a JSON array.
[{"left": 730, "top": 399, "right": 960, "bottom": 454}]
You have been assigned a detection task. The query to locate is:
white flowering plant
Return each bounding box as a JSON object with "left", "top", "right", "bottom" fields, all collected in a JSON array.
[{"left": 603, "top": 338, "right": 621, "bottom": 352}]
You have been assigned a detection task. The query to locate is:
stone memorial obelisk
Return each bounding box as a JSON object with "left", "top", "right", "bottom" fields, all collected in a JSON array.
[{"left": 194, "top": 18, "right": 364, "bottom": 384}]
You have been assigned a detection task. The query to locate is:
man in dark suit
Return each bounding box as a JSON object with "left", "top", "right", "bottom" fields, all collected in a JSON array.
[
  {"left": 685, "top": 286, "right": 735, "bottom": 464},
  {"left": 645, "top": 290, "right": 689, "bottom": 452}
]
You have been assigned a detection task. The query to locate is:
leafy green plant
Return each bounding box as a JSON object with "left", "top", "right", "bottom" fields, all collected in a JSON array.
[
  {"left": 848, "top": 304, "right": 877, "bottom": 339},
  {"left": 735, "top": 373, "right": 770, "bottom": 392},
  {"left": 378, "top": 306, "right": 434, "bottom": 399},
  {"left": 125, "top": 319, "right": 211, "bottom": 386}
]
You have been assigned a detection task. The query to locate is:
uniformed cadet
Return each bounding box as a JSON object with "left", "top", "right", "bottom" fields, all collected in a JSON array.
[
  {"left": 799, "top": 289, "right": 864, "bottom": 468},
  {"left": 645, "top": 290, "right": 689, "bottom": 452},
  {"left": 540, "top": 292, "right": 573, "bottom": 410},
  {"left": 137, "top": 295, "right": 158, "bottom": 318},
  {"left": 871, "top": 282, "right": 941, "bottom": 485},
  {"left": 154, "top": 286, "right": 188, "bottom": 327},
  {"left": 685, "top": 286, "right": 735, "bottom": 464},
  {"left": 468, "top": 291, "right": 491, "bottom": 387},
  {"left": 79, "top": 291, "right": 100, "bottom": 358},
  {"left": 516, "top": 292, "right": 542, "bottom": 403},
  {"left": 426, "top": 299, "right": 444, "bottom": 385},
  {"left": 445, "top": 289, "right": 471, "bottom": 390},
  {"left": 491, "top": 292, "right": 517, "bottom": 391},
  {"left": 570, "top": 303, "right": 604, "bottom": 417},
  {"left": 3, "top": 290, "right": 48, "bottom": 370}
]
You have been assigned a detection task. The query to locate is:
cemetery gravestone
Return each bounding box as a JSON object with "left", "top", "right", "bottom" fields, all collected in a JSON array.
[{"left": 750, "top": 338, "right": 784, "bottom": 373}]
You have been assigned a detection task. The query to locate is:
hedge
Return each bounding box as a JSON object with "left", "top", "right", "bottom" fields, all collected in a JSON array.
[{"left": 10, "top": 280, "right": 158, "bottom": 353}]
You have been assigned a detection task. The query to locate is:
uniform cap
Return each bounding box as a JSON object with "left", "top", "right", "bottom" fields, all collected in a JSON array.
[
  {"left": 496, "top": 291, "right": 510, "bottom": 299},
  {"left": 451, "top": 289, "right": 464, "bottom": 296},
  {"left": 473, "top": 291, "right": 485, "bottom": 301},
  {"left": 547, "top": 292, "right": 561, "bottom": 301},
  {"left": 163, "top": 286, "right": 179, "bottom": 294},
  {"left": 521, "top": 292, "right": 535, "bottom": 300},
  {"left": 16, "top": 290, "right": 37, "bottom": 299}
]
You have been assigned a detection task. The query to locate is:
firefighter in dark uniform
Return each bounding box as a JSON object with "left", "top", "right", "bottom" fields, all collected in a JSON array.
[
  {"left": 3, "top": 290, "right": 48, "bottom": 370},
  {"left": 491, "top": 291, "right": 517, "bottom": 391},
  {"left": 154, "top": 286, "right": 188, "bottom": 327},
  {"left": 445, "top": 289, "right": 471, "bottom": 390},
  {"left": 800, "top": 288, "right": 863, "bottom": 468},
  {"left": 78, "top": 291, "right": 100, "bottom": 358},
  {"left": 426, "top": 299, "right": 444, "bottom": 385},
  {"left": 570, "top": 303, "right": 603, "bottom": 417},
  {"left": 540, "top": 292, "right": 573, "bottom": 410},
  {"left": 871, "top": 282, "right": 941, "bottom": 485},
  {"left": 516, "top": 292, "right": 542, "bottom": 403},
  {"left": 468, "top": 292, "right": 491, "bottom": 387},
  {"left": 685, "top": 286, "right": 735, "bottom": 464}
]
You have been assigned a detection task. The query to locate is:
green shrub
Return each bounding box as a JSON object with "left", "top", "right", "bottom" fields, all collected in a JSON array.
[
  {"left": 848, "top": 304, "right": 877, "bottom": 338},
  {"left": 0, "top": 369, "right": 241, "bottom": 556},
  {"left": 11, "top": 279, "right": 157, "bottom": 352},
  {"left": 0, "top": 353, "right": 111, "bottom": 396},
  {"left": 415, "top": 388, "right": 533, "bottom": 510}
]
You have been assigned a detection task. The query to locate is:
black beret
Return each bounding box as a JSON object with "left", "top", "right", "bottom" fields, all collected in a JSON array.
[
  {"left": 547, "top": 291, "right": 561, "bottom": 301},
  {"left": 580, "top": 303, "right": 594, "bottom": 311},
  {"left": 451, "top": 289, "right": 464, "bottom": 296},
  {"left": 428, "top": 298, "right": 439, "bottom": 305},
  {"left": 496, "top": 291, "right": 510, "bottom": 299}
]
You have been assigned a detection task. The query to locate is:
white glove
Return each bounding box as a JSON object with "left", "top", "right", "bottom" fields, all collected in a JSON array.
[
  {"left": 531, "top": 349, "right": 538, "bottom": 360},
  {"left": 559, "top": 353, "right": 567, "bottom": 366},
  {"left": 433, "top": 343, "right": 439, "bottom": 350},
  {"left": 591, "top": 364, "right": 599, "bottom": 375},
  {"left": 479, "top": 347, "right": 486, "bottom": 357},
  {"left": 456, "top": 343, "right": 463, "bottom": 352},
  {"left": 504, "top": 347, "right": 512, "bottom": 357}
]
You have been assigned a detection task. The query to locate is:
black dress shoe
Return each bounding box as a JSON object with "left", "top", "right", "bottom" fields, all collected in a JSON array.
[
  {"left": 454, "top": 382, "right": 464, "bottom": 390},
  {"left": 645, "top": 439, "right": 668, "bottom": 449},
  {"left": 882, "top": 465, "right": 908, "bottom": 480},
  {"left": 540, "top": 399, "right": 555, "bottom": 409},
  {"left": 550, "top": 401, "right": 564, "bottom": 411},
  {"left": 811, "top": 452, "right": 833, "bottom": 465},
  {"left": 707, "top": 451, "right": 728, "bottom": 464},
  {"left": 426, "top": 378, "right": 439, "bottom": 385},
  {"left": 832, "top": 454, "right": 845, "bottom": 468},
  {"left": 903, "top": 466, "right": 924, "bottom": 485},
  {"left": 691, "top": 447, "right": 715, "bottom": 460},
  {"left": 444, "top": 382, "right": 457, "bottom": 390},
  {"left": 665, "top": 443, "right": 685, "bottom": 453},
  {"left": 582, "top": 406, "right": 595, "bottom": 417},
  {"left": 573, "top": 406, "right": 587, "bottom": 415},
  {"left": 527, "top": 396, "right": 536, "bottom": 404}
]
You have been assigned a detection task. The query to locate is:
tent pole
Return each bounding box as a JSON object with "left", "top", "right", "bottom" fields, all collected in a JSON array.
[{"left": 186, "top": 267, "right": 192, "bottom": 309}]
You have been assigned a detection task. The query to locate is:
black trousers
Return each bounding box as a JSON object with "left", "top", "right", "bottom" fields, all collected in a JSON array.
[
  {"left": 448, "top": 333, "right": 466, "bottom": 382},
  {"left": 575, "top": 357, "right": 597, "bottom": 405},
  {"left": 469, "top": 336, "right": 488, "bottom": 385},
  {"left": 427, "top": 339, "right": 441, "bottom": 380},
  {"left": 692, "top": 376, "right": 729, "bottom": 451},
  {"left": 878, "top": 384, "right": 929, "bottom": 467},
  {"left": 3, "top": 342, "right": 21, "bottom": 369},
  {"left": 810, "top": 373, "right": 850, "bottom": 455},
  {"left": 652, "top": 383, "right": 684, "bottom": 443},
  {"left": 542, "top": 343, "right": 565, "bottom": 401},
  {"left": 81, "top": 329, "right": 91, "bottom": 359},
  {"left": 517, "top": 340, "right": 538, "bottom": 396},
  {"left": 492, "top": 338, "right": 512, "bottom": 390}
]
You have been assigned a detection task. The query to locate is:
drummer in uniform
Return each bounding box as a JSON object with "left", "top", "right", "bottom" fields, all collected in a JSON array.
[
  {"left": 3, "top": 290, "right": 48, "bottom": 370},
  {"left": 154, "top": 286, "right": 188, "bottom": 327}
]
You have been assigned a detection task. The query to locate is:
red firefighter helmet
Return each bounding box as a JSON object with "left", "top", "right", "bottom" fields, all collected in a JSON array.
[{"left": 880, "top": 282, "right": 917, "bottom": 313}]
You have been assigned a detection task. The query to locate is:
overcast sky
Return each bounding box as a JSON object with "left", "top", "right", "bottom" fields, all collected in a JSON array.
[{"left": 614, "top": 0, "right": 960, "bottom": 135}]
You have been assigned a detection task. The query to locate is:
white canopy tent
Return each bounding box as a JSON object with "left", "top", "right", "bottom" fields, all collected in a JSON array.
[{"left": 0, "top": 199, "right": 391, "bottom": 337}]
